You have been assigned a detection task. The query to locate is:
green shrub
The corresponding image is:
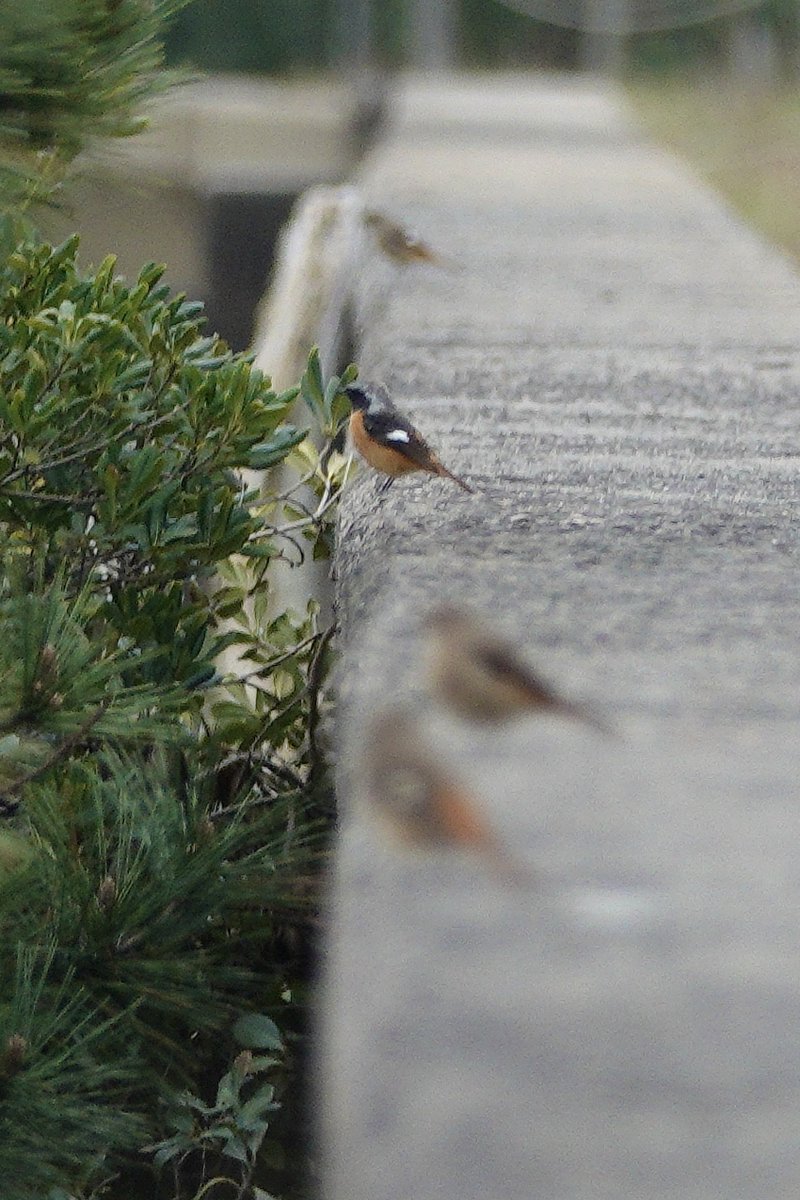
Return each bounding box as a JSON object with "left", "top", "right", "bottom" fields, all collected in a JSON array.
[
  {"left": 0, "top": 236, "right": 353, "bottom": 1200},
  {"left": 0, "top": 235, "right": 308, "bottom": 691}
]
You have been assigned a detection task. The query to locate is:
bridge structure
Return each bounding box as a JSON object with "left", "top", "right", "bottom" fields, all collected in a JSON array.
[{"left": 323, "top": 73, "right": 800, "bottom": 1200}]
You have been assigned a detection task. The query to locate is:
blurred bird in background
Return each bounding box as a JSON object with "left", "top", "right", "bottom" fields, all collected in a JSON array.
[
  {"left": 361, "top": 709, "right": 532, "bottom": 882},
  {"left": 363, "top": 209, "right": 448, "bottom": 268},
  {"left": 425, "top": 605, "right": 610, "bottom": 733}
]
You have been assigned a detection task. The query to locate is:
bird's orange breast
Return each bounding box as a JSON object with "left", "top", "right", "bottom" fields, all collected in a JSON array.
[
  {"left": 432, "top": 782, "right": 499, "bottom": 850},
  {"left": 349, "top": 410, "right": 420, "bottom": 477}
]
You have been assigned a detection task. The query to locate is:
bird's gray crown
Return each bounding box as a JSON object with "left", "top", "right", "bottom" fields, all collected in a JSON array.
[{"left": 345, "top": 382, "right": 391, "bottom": 413}]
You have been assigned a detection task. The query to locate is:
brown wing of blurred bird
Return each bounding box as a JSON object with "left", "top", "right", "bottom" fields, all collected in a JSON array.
[
  {"left": 425, "top": 605, "right": 611, "bottom": 734},
  {"left": 363, "top": 209, "right": 447, "bottom": 268},
  {"left": 361, "top": 710, "right": 532, "bottom": 883}
]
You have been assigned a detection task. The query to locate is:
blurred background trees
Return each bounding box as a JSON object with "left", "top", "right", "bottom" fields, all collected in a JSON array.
[
  {"left": 17, "top": 0, "right": 799, "bottom": 356},
  {"left": 163, "top": 0, "right": 800, "bottom": 80}
]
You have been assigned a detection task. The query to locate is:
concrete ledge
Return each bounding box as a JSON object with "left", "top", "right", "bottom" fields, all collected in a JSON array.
[
  {"left": 95, "top": 77, "right": 365, "bottom": 191},
  {"left": 324, "top": 73, "right": 800, "bottom": 1199}
]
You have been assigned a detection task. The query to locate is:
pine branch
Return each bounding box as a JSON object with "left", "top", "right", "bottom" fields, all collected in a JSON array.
[
  {"left": 0, "top": 0, "right": 192, "bottom": 228},
  {"left": 0, "top": 698, "right": 109, "bottom": 812},
  {"left": 306, "top": 623, "right": 337, "bottom": 796}
]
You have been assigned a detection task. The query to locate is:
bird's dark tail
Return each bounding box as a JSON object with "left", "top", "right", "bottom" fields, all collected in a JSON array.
[
  {"left": 560, "top": 698, "right": 616, "bottom": 737},
  {"left": 434, "top": 462, "right": 475, "bottom": 494}
]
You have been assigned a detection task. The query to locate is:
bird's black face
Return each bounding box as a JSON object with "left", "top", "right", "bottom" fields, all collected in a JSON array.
[
  {"left": 345, "top": 382, "right": 391, "bottom": 414},
  {"left": 344, "top": 384, "right": 370, "bottom": 412}
]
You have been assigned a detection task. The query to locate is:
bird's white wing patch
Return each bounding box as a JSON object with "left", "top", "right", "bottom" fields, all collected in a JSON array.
[{"left": 385, "top": 429, "right": 411, "bottom": 443}]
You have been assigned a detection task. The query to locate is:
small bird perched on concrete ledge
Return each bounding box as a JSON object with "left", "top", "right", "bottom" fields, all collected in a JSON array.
[
  {"left": 361, "top": 709, "right": 531, "bottom": 882},
  {"left": 425, "top": 605, "right": 610, "bottom": 733},
  {"left": 363, "top": 209, "right": 447, "bottom": 268},
  {"left": 345, "top": 382, "right": 474, "bottom": 494}
]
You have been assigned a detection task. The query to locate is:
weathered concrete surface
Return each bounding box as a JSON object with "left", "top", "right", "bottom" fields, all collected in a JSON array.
[{"left": 324, "top": 74, "right": 800, "bottom": 1199}]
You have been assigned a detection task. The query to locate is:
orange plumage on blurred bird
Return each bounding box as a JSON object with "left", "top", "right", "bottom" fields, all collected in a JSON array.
[{"left": 361, "top": 710, "right": 531, "bottom": 882}]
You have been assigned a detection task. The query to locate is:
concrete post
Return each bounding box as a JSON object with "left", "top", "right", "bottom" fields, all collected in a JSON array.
[
  {"left": 581, "top": 0, "right": 628, "bottom": 75},
  {"left": 408, "top": 0, "right": 459, "bottom": 70},
  {"left": 330, "top": 0, "right": 374, "bottom": 68},
  {"left": 725, "top": 10, "right": 777, "bottom": 86}
]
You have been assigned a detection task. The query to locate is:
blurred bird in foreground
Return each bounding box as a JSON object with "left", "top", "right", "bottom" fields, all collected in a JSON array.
[
  {"left": 425, "top": 605, "right": 610, "bottom": 733},
  {"left": 363, "top": 209, "right": 447, "bottom": 268},
  {"left": 345, "top": 382, "right": 474, "bottom": 494},
  {"left": 361, "top": 710, "right": 531, "bottom": 883}
]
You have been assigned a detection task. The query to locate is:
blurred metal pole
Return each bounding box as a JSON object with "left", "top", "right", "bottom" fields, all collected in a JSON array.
[
  {"left": 725, "top": 10, "right": 777, "bottom": 87},
  {"left": 408, "top": 0, "right": 458, "bottom": 70},
  {"left": 330, "top": 0, "right": 374, "bottom": 68},
  {"left": 328, "top": 0, "right": 384, "bottom": 158},
  {"left": 582, "top": 0, "right": 628, "bottom": 75}
]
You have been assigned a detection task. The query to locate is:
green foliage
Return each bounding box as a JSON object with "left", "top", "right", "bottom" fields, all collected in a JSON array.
[
  {"left": 0, "top": 1, "right": 187, "bottom": 150},
  {"left": 0, "top": 574, "right": 182, "bottom": 747},
  {"left": 0, "top": 0, "right": 190, "bottom": 248},
  {"left": 0, "top": 236, "right": 306, "bottom": 691},
  {"left": 6, "top": 748, "right": 321, "bottom": 1064},
  {"left": 0, "top": 947, "right": 146, "bottom": 1200},
  {"left": 0, "top": 235, "right": 355, "bottom": 1199},
  {"left": 0, "top": 0, "right": 190, "bottom": 258},
  {"left": 232, "top": 1013, "right": 284, "bottom": 1051},
  {"left": 0, "top": 735, "right": 325, "bottom": 1198},
  {"left": 299, "top": 345, "right": 356, "bottom": 441},
  {"left": 0, "top": 6, "right": 358, "bottom": 1193},
  {"left": 149, "top": 1029, "right": 284, "bottom": 1196}
]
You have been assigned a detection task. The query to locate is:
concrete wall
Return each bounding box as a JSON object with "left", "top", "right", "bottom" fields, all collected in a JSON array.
[{"left": 323, "top": 73, "right": 800, "bottom": 1199}]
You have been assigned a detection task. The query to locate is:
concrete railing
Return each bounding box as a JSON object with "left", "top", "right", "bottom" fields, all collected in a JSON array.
[{"left": 323, "top": 73, "right": 800, "bottom": 1199}]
